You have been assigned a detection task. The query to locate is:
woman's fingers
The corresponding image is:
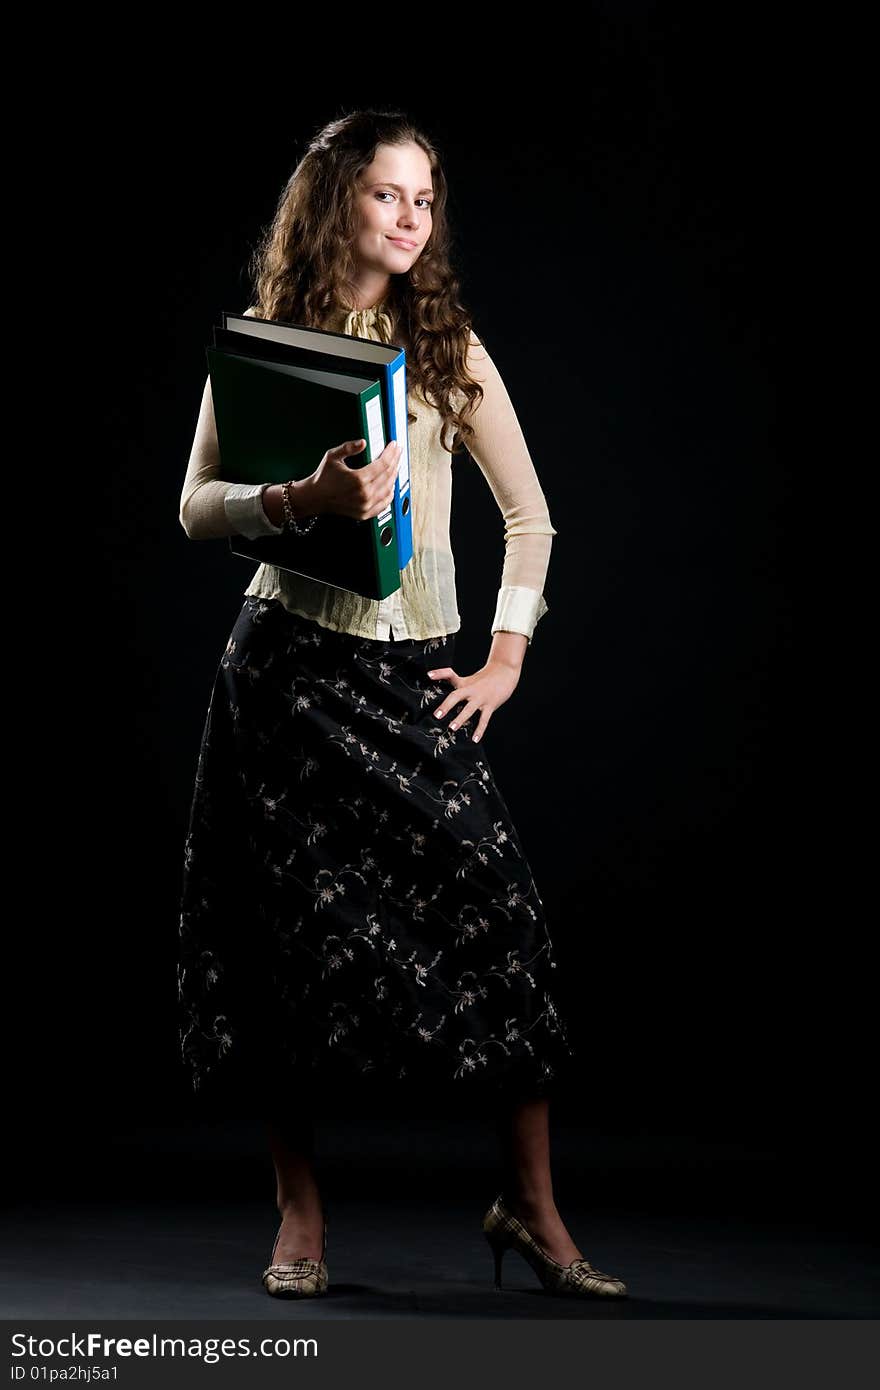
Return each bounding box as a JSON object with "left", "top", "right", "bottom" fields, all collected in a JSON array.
[
  {"left": 433, "top": 688, "right": 470, "bottom": 719},
  {"left": 428, "top": 668, "right": 476, "bottom": 723},
  {"left": 333, "top": 438, "right": 367, "bottom": 462},
  {"left": 426, "top": 669, "right": 492, "bottom": 741},
  {"left": 471, "top": 714, "right": 488, "bottom": 743},
  {"left": 447, "top": 700, "right": 481, "bottom": 732}
]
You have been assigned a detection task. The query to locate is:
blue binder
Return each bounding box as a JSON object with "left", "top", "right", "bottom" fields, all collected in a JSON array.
[{"left": 220, "top": 311, "right": 413, "bottom": 570}]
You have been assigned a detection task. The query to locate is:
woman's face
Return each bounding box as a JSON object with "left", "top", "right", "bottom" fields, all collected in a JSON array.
[{"left": 351, "top": 140, "right": 434, "bottom": 291}]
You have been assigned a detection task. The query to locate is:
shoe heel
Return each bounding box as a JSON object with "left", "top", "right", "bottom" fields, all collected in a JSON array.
[{"left": 484, "top": 1230, "right": 507, "bottom": 1290}]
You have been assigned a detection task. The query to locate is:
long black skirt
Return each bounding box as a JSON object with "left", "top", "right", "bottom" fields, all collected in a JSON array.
[{"left": 177, "top": 596, "right": 576, "bottom": 1110}]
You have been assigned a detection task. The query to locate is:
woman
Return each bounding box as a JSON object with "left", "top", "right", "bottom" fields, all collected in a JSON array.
[{"left": 177, "top": 110, "right": 627, "bottom": 1302}]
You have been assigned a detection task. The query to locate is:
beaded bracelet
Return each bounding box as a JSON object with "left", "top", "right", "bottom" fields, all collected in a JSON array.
[{"left": 281, "top": 479, "right": 319, "bottom": 535}]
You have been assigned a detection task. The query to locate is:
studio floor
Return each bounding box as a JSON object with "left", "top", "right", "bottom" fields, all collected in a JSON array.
[{"left": 4, "top": 1111, "right": 878, "bottom": 1320}]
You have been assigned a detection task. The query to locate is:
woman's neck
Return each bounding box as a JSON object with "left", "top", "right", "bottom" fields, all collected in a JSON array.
[{"left": 343, "top": 276, "right": 390, "bottom": 311}]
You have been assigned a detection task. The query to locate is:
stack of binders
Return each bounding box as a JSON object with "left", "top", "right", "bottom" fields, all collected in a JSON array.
[{"left": 207, "top": 309, "right": 413, "bottom": 601}]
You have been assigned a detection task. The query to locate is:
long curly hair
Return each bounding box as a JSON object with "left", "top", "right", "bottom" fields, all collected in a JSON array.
[{"left": 245, "top": 109, "right": 484, "bottom": 454}]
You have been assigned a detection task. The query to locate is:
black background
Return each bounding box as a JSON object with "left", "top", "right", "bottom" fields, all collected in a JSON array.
[{"left": 13, "top": 13, "right": 862, "bottom": 1232}]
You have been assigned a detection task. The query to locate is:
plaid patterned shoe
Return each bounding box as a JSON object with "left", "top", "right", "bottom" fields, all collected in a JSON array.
[
  {"left": 261, "top": 1220, "right": 328, "bottom": 1298},
  {"left": 482, "top": 1194, "right": 627, "bottom": 1297}
]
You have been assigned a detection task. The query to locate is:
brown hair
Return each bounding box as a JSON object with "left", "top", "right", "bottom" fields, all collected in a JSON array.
[{"left": 245, "top": 109, "right": 484, "bottom": 453}]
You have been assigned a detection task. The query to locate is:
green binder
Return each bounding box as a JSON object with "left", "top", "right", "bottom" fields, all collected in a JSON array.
[{"left": 207, "top": 346, "right": 400, "bottom": 601}]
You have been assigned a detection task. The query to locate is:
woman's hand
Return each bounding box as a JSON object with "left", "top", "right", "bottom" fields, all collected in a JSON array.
[
  {"left": 265, "top": 439, "right": 401, "bottom": 524},
  {"left": 310, "top": 437, "right": 401, "bottom": 520},
  {"left": 426, "top": 660, "right": 521, "bottom": 743}
]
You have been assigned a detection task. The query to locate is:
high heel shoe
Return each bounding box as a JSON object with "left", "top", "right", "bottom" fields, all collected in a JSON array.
[
  {"left": 482, "top": 1193, "right": 628, "bottom": 1298},
  {"left": 261, "top": 1219, "right": 329, "bottom": 1298}
]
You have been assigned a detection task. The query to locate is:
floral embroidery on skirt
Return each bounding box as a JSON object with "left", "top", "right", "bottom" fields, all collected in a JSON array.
[{"left": 177, "top": 597, "right": 575, "bottom": 1105}]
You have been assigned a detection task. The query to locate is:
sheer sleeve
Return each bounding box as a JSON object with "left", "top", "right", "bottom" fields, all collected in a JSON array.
[
  {"left": 462, "top": 331, "right": 557, "bottom": 643},
  {"left": 178, "top": 307, "right": 284, "bottom": 541}
]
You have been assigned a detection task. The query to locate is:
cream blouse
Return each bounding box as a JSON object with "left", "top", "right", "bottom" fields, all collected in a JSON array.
[{"left": 179, "top": 301, "right": 557, "bottom": 644}]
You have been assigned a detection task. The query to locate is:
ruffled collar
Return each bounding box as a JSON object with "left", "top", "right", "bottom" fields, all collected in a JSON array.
[{"left": 340, "top": 300, "right": 393, "bottom": 342}]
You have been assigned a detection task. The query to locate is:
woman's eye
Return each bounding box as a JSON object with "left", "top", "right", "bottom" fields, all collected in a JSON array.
[{"left": 375, "top": 192, "right": 433, "bottom": 209}]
